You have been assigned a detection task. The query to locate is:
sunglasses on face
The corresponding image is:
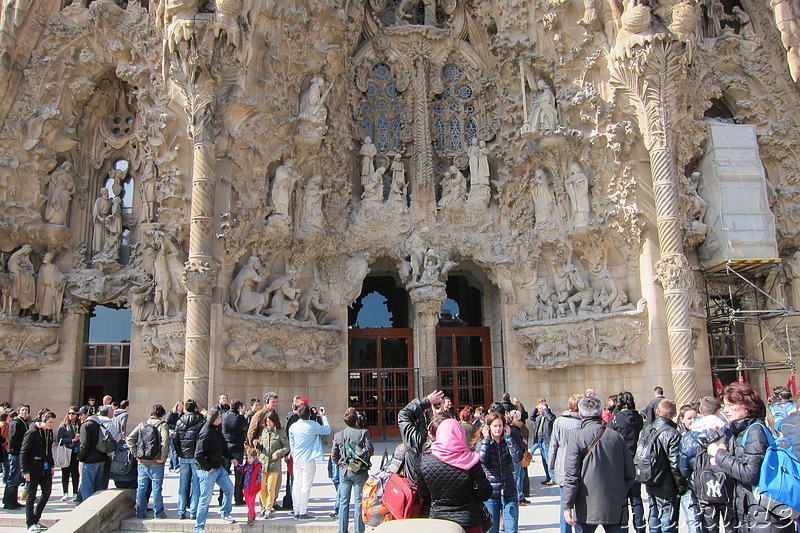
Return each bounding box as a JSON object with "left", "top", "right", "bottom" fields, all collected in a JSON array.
[{"left": 68, "top": 413, "right": 77, "bottom": 415}]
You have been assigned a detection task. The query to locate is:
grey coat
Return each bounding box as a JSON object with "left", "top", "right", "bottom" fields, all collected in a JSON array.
[
  {"left": 562, "top": 418, "right": 635, "bottom": 525},
  {"left": 548, "top": 410, "right": 582, "bottom": 486}
]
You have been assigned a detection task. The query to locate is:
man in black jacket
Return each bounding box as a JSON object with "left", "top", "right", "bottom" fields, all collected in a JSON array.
[
  {"left": 3, "top": 404, "right": 30, "bottom": 509},
  {"left": 20, "top": 411, "right": 56, "bottom": 531},
  {"left": 641, "top": 399, "right": 686, "bottom": 533},
  {"left": 562, "top": 396, "right": 635, "bottom": 532},
  {"left": 76, "top": 405, "right": 113, "bottom": 503},
  {"left": 398, "top": 390, "right": 443, "bottom": 485},
  {"left": 175, "top": 399, "right": 204, "bottom": 520},
  {"left": 194, "top": 409, "right": 239, "bottom": 532},
  {"left": 221, "top": 400, "right": 247, "bottom": 506}
]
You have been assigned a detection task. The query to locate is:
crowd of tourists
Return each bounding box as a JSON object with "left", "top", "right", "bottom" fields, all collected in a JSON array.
[{"left": 0, "top": 384, "right": 798, "bottom": 533}]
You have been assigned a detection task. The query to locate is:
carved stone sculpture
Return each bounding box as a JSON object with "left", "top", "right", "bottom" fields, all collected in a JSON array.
[
  {"left": 362, "top": 166, "right": 386, "bottom": 205},
  {"left": 153, "top": 232, "right": 187, "bottom": 317},
  {"left": 769, "top": 0, "right": 800, "bottom": 82},
  {"left": 300, "top": 174, "right": 330, "bottom": 233},
  {"left": 91, "top": 187, "right": 113, "bottom": 254},
  {"left": 0, "top": 321, "right": 60, "bottom": 372},
  {"left": 360, "top": 137, "right": 377, "bottom": 181},
  {"left": 565, "top": 163, "right": 590, "bottom": 228},
  {"left": 7, "top": 245, "right": 35, "bottom": 314},
  {"left": 139, "top": 149, "right": 158, "bottom": 222},
  {"left": 44, "top": 162, "right": 75, "bottom": 226},
  {"left": 99, "top": 197, "right": 123, "bottom": 262},
  {"left": 467, "top": 138, "right": 491, "bottom": 207},
  {"left": 438, "top": 166, "right": 467, "bottom": 211},
  {"left": 299, "top": 75, "right": 330, "bottom": 126},
  {"left": 596, "top": 269, "right": 636, "bottom": 313},
  {"left": 130, "top": 280, "right": 155, "bottom": 323},
  {"left": 270, "top": 159, "right": 301, "bottom": 223},
  {"left": 420, "top": 248, "right": 456, "bottom": 284},
  {"left": 229, "top": 255, "right": 264, "bottom": 314},
  {"left": 296, "top": 285, "right": 330, "bottom": 325},
  {"left": 531, "top": 169, "right": 556, "bottom": 229},
  {"left": 264, "top": 269, "right": 301, "bottom": 318},
  {"left": 35, "top": 252, "right": 65, "bottom": 323},
  {"left": 786, "top": 251, "right": 800, "bottom": 310},
  {"left": 565, "top": 263, "right": 593, "bottom": 315},
  {"left": 388, "top": 154, "right": 407, "bottom": 208},
  {"left": 522, "top": 80, "right": 559, "bottom": 134},
  {"left": 0, "top": 258, "right": 11, "bottom": 315}
]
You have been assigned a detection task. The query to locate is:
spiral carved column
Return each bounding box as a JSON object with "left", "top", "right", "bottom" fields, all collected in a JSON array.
[
  {"left": 611, "top": 40, "right": 698, "bottom": 406},
  {"left": 410, "top": 50, "right": 436, "bottom": 224},
  {"left": 182, "top": 137, "right": 218, "bottom": 408}
]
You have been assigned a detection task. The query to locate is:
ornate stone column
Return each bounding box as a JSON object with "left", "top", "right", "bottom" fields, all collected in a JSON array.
[
  {"left": 409, "top": 281, "right": 446, "bottom": 395},
  {"left": 610, "top": 39, "right": 698, "bottom": 405},
  {"left": 163, "top": 6, "right": 242, "bottom": 408},
  {"left": 409, "top": 45, "right": 437, "bottom": 223}
]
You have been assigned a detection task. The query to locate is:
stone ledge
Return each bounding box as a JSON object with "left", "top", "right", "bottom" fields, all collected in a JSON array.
[
  {"left": 117, "top": 517, "right": 339, "bottom": 532},
  {"left": 47, "top": 489, "right": 135, "bottom": 533}
]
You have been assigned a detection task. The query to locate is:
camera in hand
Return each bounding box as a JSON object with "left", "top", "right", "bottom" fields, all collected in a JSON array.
[{"left": 699, "top": 427, "right": 727, "bottom": 447}]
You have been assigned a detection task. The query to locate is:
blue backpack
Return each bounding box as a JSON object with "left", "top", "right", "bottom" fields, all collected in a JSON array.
[{"left": 741, "top": 422, "right": 800, "bottom": 516}]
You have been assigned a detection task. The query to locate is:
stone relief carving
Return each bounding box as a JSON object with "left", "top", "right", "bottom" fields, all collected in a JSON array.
[
  {"left": 565, "top": 162, "right": 590, "bottom": 229},
  {"left": 44, "top": 162, "right": 75, "bottom": 226},
  {"left": 680, "top": 170, "right": 708, "bottom": 248},
  {"left": 513, "top": 299, "right": 648, "bottom": 370},
  {"left": 141, "top": 319, "right": 185, "bottom": 372},
  {"left": 299, "top": 174, "right": 330, "bottom": 234},
  {"left": 152, "top": 231, "right": 187, "bottom": 317},
  {"left": 269, "top": 159, "right": 301, "bottom": 226},
  {"left": 521, "top": 78, "right": 560, "bottom": 136},
  {"left": 0, "top": 319, "right": 60, "bottom": 372},
  {"left": 387, "top": 154, "right": 408, "bottom": 209},
  {"left": 222, "top": 314, "right": 343, "bottom": 372},
  {"left": 6, "top": 245, "right": 35, "bottom": 316},
  {"left": 35, "top": 252, "right": 65, "bottom": 323}
]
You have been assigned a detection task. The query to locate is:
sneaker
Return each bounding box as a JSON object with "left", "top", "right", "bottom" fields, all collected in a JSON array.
[
  {"left": 221, "top": 515, "right": 236, "bottom": 524},
  {"left": 262, "top": 509, "right": 273, "bottom": 519},
  {"left": 328, "top": 511, "right": 338, "bottom": 519},
  {"left": 247, "top": 516, "right": 254, "bottom": 526},
  {"left": 294, "top": 515, "right": 300, "bottom": 521},
  {"left": 297, "top": 513, "right": 317, "bottom": 521},
  {"left": 27, "top": 526, "right": 39, "bottom": 532},
  {"left": 4, "top": 502, "right": 23, "bottom": 510},
  {"left": 272, "top": 504, "right": 284, "bottom": 511},
  {"left": 155, "top": 513, "right": 169, "bottom": 519},
  {"left": 34, "top": 525, "right": 48, "bottom": 531},
  {"left": 60, "top": 494, "right": 71, "bottom": 502},
  {"left": 178, "top": 513, "right": 186, "bottom": 520}
]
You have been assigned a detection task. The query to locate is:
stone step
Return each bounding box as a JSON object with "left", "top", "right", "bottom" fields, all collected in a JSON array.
[{"left": 116, "top": 516, "right": 340, "bottom": 533}]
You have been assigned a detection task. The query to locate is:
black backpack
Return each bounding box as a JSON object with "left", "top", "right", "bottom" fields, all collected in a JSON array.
[
  {"left": 135, "top": 421, "right": 164, "bottom": 460},
  {"left": 93, "top": 420, "right": 117, "bottom": 454},
  {"left": 634, "top": 424, "right": 670, "bottom": 484},
  {"left": 693, "top": 447, "right": 733, "bottom": 504}
]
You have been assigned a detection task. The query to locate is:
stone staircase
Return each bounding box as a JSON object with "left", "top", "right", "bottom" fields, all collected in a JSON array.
[{"left": 114, "top": 517, "right": 340, "bottom": 533}]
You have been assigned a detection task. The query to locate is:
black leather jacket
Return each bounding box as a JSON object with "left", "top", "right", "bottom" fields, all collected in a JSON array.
[
  {"left": 175, "top": 411, "right": 205, "bottom": 459},
  {"left": 641, "top": 417, "right": 687, "bottom": 498},
  {"left": 398, "top": 397, "right": 432, "bottom": 485},
  {"left": 194, "top": 420, "right": 233, "bottom": 471}
]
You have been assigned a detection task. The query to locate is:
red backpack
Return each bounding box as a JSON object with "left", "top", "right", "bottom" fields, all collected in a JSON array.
[{"left": 383, "top": 473, "right": 423, "bottom": 519}]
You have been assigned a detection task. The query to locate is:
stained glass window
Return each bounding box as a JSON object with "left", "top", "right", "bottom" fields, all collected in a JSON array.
[
  {"left": 359, "top": 63, "right": 405, "bottom": 153},
  {"left": 432, "top": 63, "right": 476, "bottom": 154}
]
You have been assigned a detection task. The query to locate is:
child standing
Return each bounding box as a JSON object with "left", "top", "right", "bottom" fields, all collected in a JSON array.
[
  {"left": 239, "top": 448, "right": 263, "bottom": 525},
  {"left": 257, "top": 410, "right": 290, "bottom": 518}
]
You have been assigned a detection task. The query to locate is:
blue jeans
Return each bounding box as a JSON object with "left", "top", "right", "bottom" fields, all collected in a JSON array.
[
  {"left": 337, "top": 471, "right": 366, "bottom": 533},
  {"left": 136, "top": 463, "right": 165, "bottom": 519},
  {"left": 195, "top": 467, "right": 233, "bottom": 533},
  {"left": 559, "top": 485, "right": 573, "bottom": 533},
  {"left": 648, "top": 494, "right": 679, "bottom": 533},
  {"left": 178, "top": 458, "right": 200, "bottom": 517},
  {"left": 530, "top": 439, "right": 552, "bottom": 480},
  {"left": 680, "top": 490, "right": 701, "bottom": 533},
  {"left": 513, "top": 461, "right": 525, "bottom": 501},
  {"left": 78, "top": 461, "right": 105, "bottom": 503},
  {"left": 485, "top": 495, "right": 519, "bottom": 533},
  {"left": 168, "top": 438, "right": 179, "bottom": 471},
  {"left": 625, "top": 482, "right": 645, "bottom": 533},
  {"left": 2, "top": 454, "right": 21, "bottom": 505}
]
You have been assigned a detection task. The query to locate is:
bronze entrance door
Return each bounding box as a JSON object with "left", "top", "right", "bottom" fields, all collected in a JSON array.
[
  {"left": 436, "top": 326, "right": 493, "bottom": 409},
  {"left": 348, "top": 328, "right": 416, "bottom": 438}
]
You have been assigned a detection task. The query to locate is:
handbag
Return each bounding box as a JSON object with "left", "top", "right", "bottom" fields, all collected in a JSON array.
[
  {"left": 383, "top": 473, "right": 422, "bottom": 519},
  {"left": 481, "top": 503, "right": 493, "bottom": 532},
  {"left": 520, "top": 450, "right": 533, "bottom": 468},
  {"left": 54, "top": 444, "right": 72, "bottom": 468}
]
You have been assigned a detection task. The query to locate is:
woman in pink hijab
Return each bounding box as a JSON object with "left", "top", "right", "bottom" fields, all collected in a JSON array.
[{"left": 416, "top": 417, "right": 492, "bottom": 533}]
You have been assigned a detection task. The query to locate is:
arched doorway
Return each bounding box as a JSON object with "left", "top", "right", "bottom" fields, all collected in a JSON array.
[{"left": 348, "top": 274, "right": 415, "bottom": 438}]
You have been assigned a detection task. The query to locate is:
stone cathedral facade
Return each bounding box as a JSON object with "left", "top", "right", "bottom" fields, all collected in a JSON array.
[{"left": 0, "top": 0, "right": 799, "bottom": 427}]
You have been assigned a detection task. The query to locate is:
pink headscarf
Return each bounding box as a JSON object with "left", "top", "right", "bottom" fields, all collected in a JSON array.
[{"left": 430, "top": 418, "right": 480, "bottom": 470}]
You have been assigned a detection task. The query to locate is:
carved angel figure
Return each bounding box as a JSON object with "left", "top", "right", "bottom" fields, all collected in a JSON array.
[
  {"left": 35, "top": 252, "right": 66, "bottom": 323},
  {"left": 524, "top": 80, "right": 559, "bottom": 134},
  {"left": 92, "top": 188, "right": 113, "bottom": 253},
  {"left": 298, "top": 75, "right": 330, "bottom": 126},
  {"left": 565, "top": 163, "right": 591, "bottom": 228},
  {"left": 360, "top": 137, "right": 377, "bottom": 181},
  {"left": 271, "top": 159, "right": 301, "bottom": 220},
  {"left": 44, "top": 162, "right": 75, "bottom": 226}
]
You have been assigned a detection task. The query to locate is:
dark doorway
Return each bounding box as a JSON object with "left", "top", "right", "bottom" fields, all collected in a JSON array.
[{"left": 82, "top": 305, "right": 131, "bottom": 404}]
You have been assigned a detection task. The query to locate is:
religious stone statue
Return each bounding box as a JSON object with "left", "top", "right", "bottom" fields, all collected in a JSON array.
[
  {"left": 264, "top": 269, "right": 302, "bottom": 318},
  {"left": 532, "top": 279, "right": 556, "bottom": 321},
  {"left": 531, "top": 169, "right": 556, "bottom": 228},
  {"left": 7, "top": 244, "right": 35, "bottom": 315},
  {"left": 438, "top": 166, "right": 467, "bottom": 211},
  {"left": 130, "top": 280, "right": 155, "bottom": 323},
  {"left": 466, "top": 138, "right": 491, "bottom": 207},
  {"left": 420, "top": 248, "right": 456, "bottom": 283},
  {"left": 44, "top": 162, "right": 75, "bottom": 226},
  {"left": 362, "top": 166, "right": 386, "bottom": 205},
  {"left": 229, "top": 256, "right": 264, "bottom": 314},
  {"left": 0, "top": 256, "right": 11, "bottom": 314},
  {"left": 270, "top": 159, "right": 301, "bottom": 222},
  {"left": 396, "top": 0, "right": 440, "bottom": 26},
  {"left": 360, "top": 137, "right": 377, "bottom": 181},
  {"left": 296, "top": 285, "right": 330, "bottom": 325},
  {"left": 139, "top": 149, "right": 158, "bottom": 223},
  {"left": 523, "top": 80, "right": 559, "bottom": 134},
  {"left": 35, "top": 252, "right": 66, "bottom": 323},
  {"left": 101, "top": 197, "right": 123, "bottom": 262},
  {"left": 786, "top": 251, "right": 800, "bottom": 311},
  {"left": 92, "top": 188, "right": 113, "bottom": 253},
  {"left": 595, "top": 270, "right": 635, "bottom": 312},
  {"left": 300, "top": 174, "right": 330, "bottom": 233},
  {"left": 298, "top": 75, "right": 331, "bottom": 126},
  {"left": 405, "top": 231, "right": 427, "bottom": 283},
  {"left": 565, "top": 263, "right": 593, "bottom": 315},
  {"left": 388, "top": 155, "right": 407, "bottom": 208},
  {"left": 565, "top": 163, "right": 591, "bottom": 228},
  {"left": 153, "top": 232, "right": 187, "bottom": 317}
]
